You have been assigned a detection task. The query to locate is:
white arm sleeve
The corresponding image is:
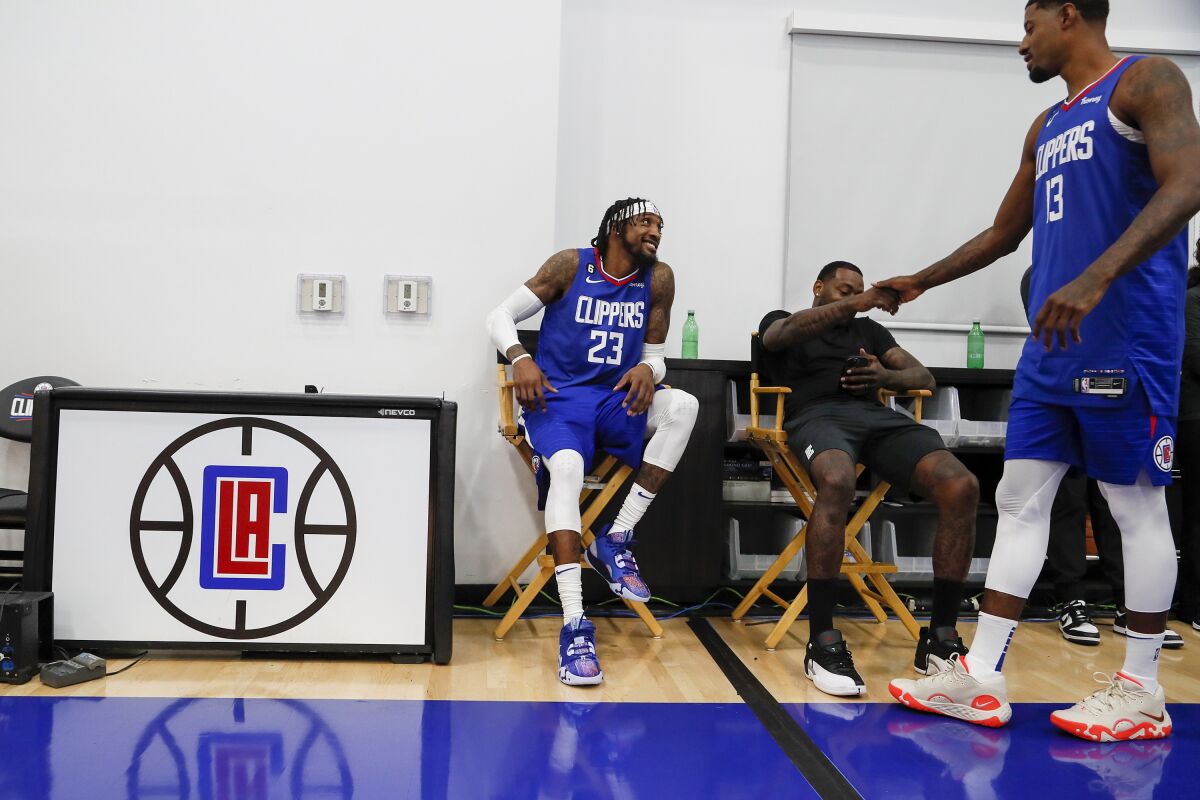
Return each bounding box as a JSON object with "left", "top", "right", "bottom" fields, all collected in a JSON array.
[
  {"left": 639, "top": 342, "right": 667, "bottom": 383},
  {"left": 486, "top": 285, "right": 545, "bottom": 358}
]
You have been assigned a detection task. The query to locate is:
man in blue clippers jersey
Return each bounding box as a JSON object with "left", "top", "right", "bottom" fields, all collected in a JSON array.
[
  {"left": 881, "top": 1, "right": 1200, "bottom": 740},
  {"left": 486, "top": 198, "right": 698, "bottom": 686}
]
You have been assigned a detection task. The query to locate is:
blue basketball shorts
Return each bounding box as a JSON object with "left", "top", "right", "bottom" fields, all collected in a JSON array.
[
  {"left": 1005, "top": 391, "right": 1176, "bottom": 486},
  {"left": 522, "top": 383, "right": 649, "bottom": 475}
]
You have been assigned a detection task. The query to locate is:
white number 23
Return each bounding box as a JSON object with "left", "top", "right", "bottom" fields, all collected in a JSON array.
[{"left": 587, "top": 330, "right": 624, "bottom": 365}]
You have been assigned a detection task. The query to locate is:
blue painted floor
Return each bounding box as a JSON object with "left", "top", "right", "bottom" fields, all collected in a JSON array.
[
  {"left": 2, "top": 695, "right": 1196, "bottom": 798},
  {"left": 0, "top": 696, "right": 817, "bottom": 799},
  {"left": 788, "top": 701, "right": 1199, "bottom": 799}
]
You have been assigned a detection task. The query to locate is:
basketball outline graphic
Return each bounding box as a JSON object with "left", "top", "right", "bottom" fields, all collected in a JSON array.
[{"left": 129, "top": 416, "right": 357, "bottom": 639}]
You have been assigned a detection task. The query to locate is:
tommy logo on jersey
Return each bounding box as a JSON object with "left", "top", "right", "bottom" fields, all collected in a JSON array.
[
  {"left": 199, "top": 465, "right": 289, "bottom": 590},
  {"left": 1154, "top": 436, "right": 1174, "bottom": 472}
]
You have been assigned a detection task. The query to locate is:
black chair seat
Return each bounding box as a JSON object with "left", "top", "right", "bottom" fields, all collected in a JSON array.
[{"left": 0, "top": 488, "right": 27, "bottom": 528}]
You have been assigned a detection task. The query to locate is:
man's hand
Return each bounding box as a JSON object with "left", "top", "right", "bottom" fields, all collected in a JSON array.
[
  {"left": 614, "top": 363, "right": 656, "bottom": 415},
  {"left": 513, "top": 358, "right": 557, "bottom": 412},
  {"left": 841, "top": 349, "right": 892, "bottom": 395},
  {"left": 851, "top": 287, "right": 902, "bottom": 315},
  {"left": 872, "top": 275, "right": 926, "bottom": 304},
  {"left": 1031, "top": 269, "right": 1110, "bottom": 351}
]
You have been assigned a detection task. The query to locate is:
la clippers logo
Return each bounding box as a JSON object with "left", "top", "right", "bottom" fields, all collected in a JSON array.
[
  {"left": 200, "top": 466, "right": 289, "bottom": 590},
  {"left": 9, "top": 393, "right": 33, "bottom": 422},
  {"left": 131, "top": 417, "right": 357, "bottom": 639},
  {"left": 1154, "top": 436, "right": 1174, "bottom": 472}
]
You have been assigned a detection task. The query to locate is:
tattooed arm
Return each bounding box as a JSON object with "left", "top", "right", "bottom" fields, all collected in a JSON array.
[
  {"left": 761, "top": 287, "right": 899, "bottom": 352},
  {"left": 1032, "top": 57, "right": 1200, "bottom": 349},
  {"left": 614, "top": 262, "right": 675, "bottom": 415}
]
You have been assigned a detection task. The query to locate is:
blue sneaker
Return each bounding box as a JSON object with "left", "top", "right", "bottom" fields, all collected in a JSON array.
[
  {"left": 559, "top": 617, "right": 603, "bottom": 686},
  {"left": 584, "top": 523, "right": 652, "bottom": 602}
]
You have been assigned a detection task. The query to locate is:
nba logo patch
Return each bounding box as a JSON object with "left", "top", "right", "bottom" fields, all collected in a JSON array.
[
  {"left": 199, "top": 465, "right": 289, "bottom": 590},
  {"left": 1153, "top": 436, "right": 1174, "bottom": 472}
]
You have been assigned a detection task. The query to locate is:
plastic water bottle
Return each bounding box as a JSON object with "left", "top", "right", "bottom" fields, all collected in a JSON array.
[
  {"left": 682, "top": 310, "right": 699, "bottom": 359},
  {"left": 967, "top": 320, "right": 985, "bottom": 369}
]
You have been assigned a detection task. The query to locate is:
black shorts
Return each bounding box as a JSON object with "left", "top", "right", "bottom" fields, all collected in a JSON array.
[{"left": 785, "top": 402, "right": 947, "bottom": 494}]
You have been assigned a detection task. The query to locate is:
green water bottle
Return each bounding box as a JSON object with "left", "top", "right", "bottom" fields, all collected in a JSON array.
[
  {"left": 681, "top": 310, "right": 699, "bottom": 359},
  {"left": 967, "top": 320, "right": 985, "bottom": 369}
]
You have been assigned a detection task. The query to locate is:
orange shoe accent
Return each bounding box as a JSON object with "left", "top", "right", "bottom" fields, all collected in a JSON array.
[{"left": 1049, "top": 713, "right": 1172, "bottom": 742}]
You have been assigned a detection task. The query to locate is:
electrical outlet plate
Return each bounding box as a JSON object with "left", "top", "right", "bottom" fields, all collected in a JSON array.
[
  {"left": 384, "top": 275, "right": 431, "bottom": 317},
  {"left": 297, "top": 274, "right": 346, "bottom": 315}
]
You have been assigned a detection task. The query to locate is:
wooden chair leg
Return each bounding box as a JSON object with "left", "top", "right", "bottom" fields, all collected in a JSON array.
[
  {"left": 867, "top": 572, "right": 922, "bottom": 641},
  {"left": 764, "top": 584, "right": 809, "bottom": 651},
  {"left": 623, "top": 598, "right": 664, "bottom": 638},
  {"left": 493, "top": 561, "right": 555, "bottom": 641},
  {"left": 846, "top": 572, "right": 888, "bottom": 623},
  {"left": 732, "top": 526, "right": 807, "bottom": 620},
  {"left": 483, "top": 532, "right": 550, "bottom": 607}
]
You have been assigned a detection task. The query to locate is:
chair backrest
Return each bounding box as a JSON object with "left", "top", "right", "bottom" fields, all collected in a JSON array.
[{"left": 750, "top": 331, "right": 779, "bottom": 387}]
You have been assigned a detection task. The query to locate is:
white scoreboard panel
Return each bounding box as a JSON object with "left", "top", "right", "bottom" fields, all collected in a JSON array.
[{"left": 25, "top": 389, "right": 456, "bottom": 662}]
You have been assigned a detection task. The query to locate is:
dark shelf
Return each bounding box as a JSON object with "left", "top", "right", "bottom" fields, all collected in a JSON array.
[{"left": 723, "top": 500, "right": 805, "bottom": 512}]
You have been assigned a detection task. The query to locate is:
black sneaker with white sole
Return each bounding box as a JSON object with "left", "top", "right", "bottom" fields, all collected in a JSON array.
[
  {"left": 804, "top": 629, "right": 866, "bottom": 697},
  {"left": 1113, "top": 611, "right": 1185, "bottom": 650},
  {"left": 1057, "top": 600, "right": 1100, "bottom": 646},
  {"left": 914, "top": 625, "right": 969, "bottom": 675}
]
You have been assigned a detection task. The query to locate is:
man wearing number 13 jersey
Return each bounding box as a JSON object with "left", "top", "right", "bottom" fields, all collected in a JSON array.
[
  {"left": 486, "top": 198, "right": 698, "bottom": 686},
  {"left": 880, "top": 1, "right": 1200, "bottom": 741}
]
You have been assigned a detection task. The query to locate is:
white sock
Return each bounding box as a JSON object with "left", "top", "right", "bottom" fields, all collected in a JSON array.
[
  {"left": 612, "top": 483, "right": 655, "bottom": 537},
  {"left": 1120, "top": 630, "right": 1164, "bottom": 693},
  {"left": 555, "top": 563, "right": 584, "bottom": 622},
  {"left": 965, "top": 612, "right": 1018, "bottom": 675}
]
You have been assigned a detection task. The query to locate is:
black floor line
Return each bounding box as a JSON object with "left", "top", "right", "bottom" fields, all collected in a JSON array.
[{"left": 687, "top": 617, "right": 862, "bottom": 800}]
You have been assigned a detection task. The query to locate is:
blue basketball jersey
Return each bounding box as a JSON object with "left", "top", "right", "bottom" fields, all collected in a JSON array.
[
  {"left": 536, "top": 248, "right": 653, "bottom": 390},
  {"left": 1018, "top": 56, "right": 1188, "bottom": 416}
]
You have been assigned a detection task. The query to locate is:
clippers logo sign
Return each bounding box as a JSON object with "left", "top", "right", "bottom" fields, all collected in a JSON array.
[
  {"left": 9, "top": 393, "right": 33, "bottom": 422},
  {"left": 200, "top": 466, "right": 289, "bottom": 590},
  {"left": 130, "top": 417, "right": 357, "bottom": 639}
]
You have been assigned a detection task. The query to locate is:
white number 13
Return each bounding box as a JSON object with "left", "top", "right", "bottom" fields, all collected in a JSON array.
[
  {"left": 587, "top": 330, "right": 624, "bottom": 365},
  {"left": 1046, "top": 175, "right": 1064, "bottom": 222}
]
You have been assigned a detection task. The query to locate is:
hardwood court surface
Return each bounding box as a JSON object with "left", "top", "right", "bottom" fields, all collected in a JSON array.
[{"left": 1, "top": 615, "right": 1195, "bottom": 704}]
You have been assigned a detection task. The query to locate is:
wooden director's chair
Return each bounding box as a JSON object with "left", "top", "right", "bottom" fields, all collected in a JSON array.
[
  {"left": 483, "top": 359, "right": 663, "bottom": 640},
  {"left": 731, "top": 333, "right": 927, "bottom": 649}
]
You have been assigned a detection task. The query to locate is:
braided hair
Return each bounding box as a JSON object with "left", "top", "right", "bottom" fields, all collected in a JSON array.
[{"left": 591, "top": 198, "right": 660, "bottom": 260}]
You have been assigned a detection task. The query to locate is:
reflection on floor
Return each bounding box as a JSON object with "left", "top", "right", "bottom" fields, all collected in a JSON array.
[
  {"left": 0, "top": 696, "right": 818, "bottom": 800},
  {"left": 789, "top": 701, "right": 1198, "bottom": 800}
]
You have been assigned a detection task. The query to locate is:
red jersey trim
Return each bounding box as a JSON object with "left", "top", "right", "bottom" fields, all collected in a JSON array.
[{"left": 593, "top": 248, "right": 640, "bottom": 286}]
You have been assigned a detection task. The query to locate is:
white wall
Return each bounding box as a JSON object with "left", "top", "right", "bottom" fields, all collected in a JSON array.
[
  {"left": 3, "top": 1, "right": 1198, "bottom": 582},
  {"left": 557, "top": 0, "right": 1200, "bottom": 368},
  {"left": 0, "top": 0, "right": 562, "bottom": 582}
]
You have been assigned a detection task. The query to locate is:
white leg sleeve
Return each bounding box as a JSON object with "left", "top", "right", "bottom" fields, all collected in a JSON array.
[
  {"left": 1099, "top": 475, "right": 1178, "bottom": 614},
  {"left": 983, "top": 459, "right": 1069, "bottom": 599},
  {"left": 544, "top": 450, "right": 585, "bottom": 534},
  {"left": 641, "top": 388, "right": 699, "bottom": 472}
]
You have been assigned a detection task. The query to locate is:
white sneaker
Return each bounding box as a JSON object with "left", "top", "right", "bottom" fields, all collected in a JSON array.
[
  {"left": 1049, "top": 672, "right": 1173, "bottom": 742},
  {"left": 1057, "top": 600, "right": 1100, "bottom": 646},
  {"left": 888, "top": 654, "right": 1012, "bottom": 728}
]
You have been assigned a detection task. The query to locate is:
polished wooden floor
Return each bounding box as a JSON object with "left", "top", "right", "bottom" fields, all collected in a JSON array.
[{"left": 2, "top": 615, "right": 1196, "bottom": 704}]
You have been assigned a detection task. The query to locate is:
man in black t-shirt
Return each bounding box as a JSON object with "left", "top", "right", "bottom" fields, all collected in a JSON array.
[{"left": 759, "top": 261, "right": 980, "bottom": 698}]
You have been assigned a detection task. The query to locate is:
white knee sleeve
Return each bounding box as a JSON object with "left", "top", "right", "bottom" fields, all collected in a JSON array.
[
  {"left": 1100, "top": 476, "right": 1177, "bottom": 614},
  {"left": 642, "top": 388, "right": 698, "bottom": 472},
  {"left": 544, "top": 450, "right": 585, "bottom": 534},
  {"left": 984, "top": 460, "right": 1069, "bottom": 598}
]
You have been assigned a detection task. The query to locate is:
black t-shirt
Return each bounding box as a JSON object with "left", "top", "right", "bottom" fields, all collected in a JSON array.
[{"left": 758, "top": 309, "right": 900, "bottom": 418}]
